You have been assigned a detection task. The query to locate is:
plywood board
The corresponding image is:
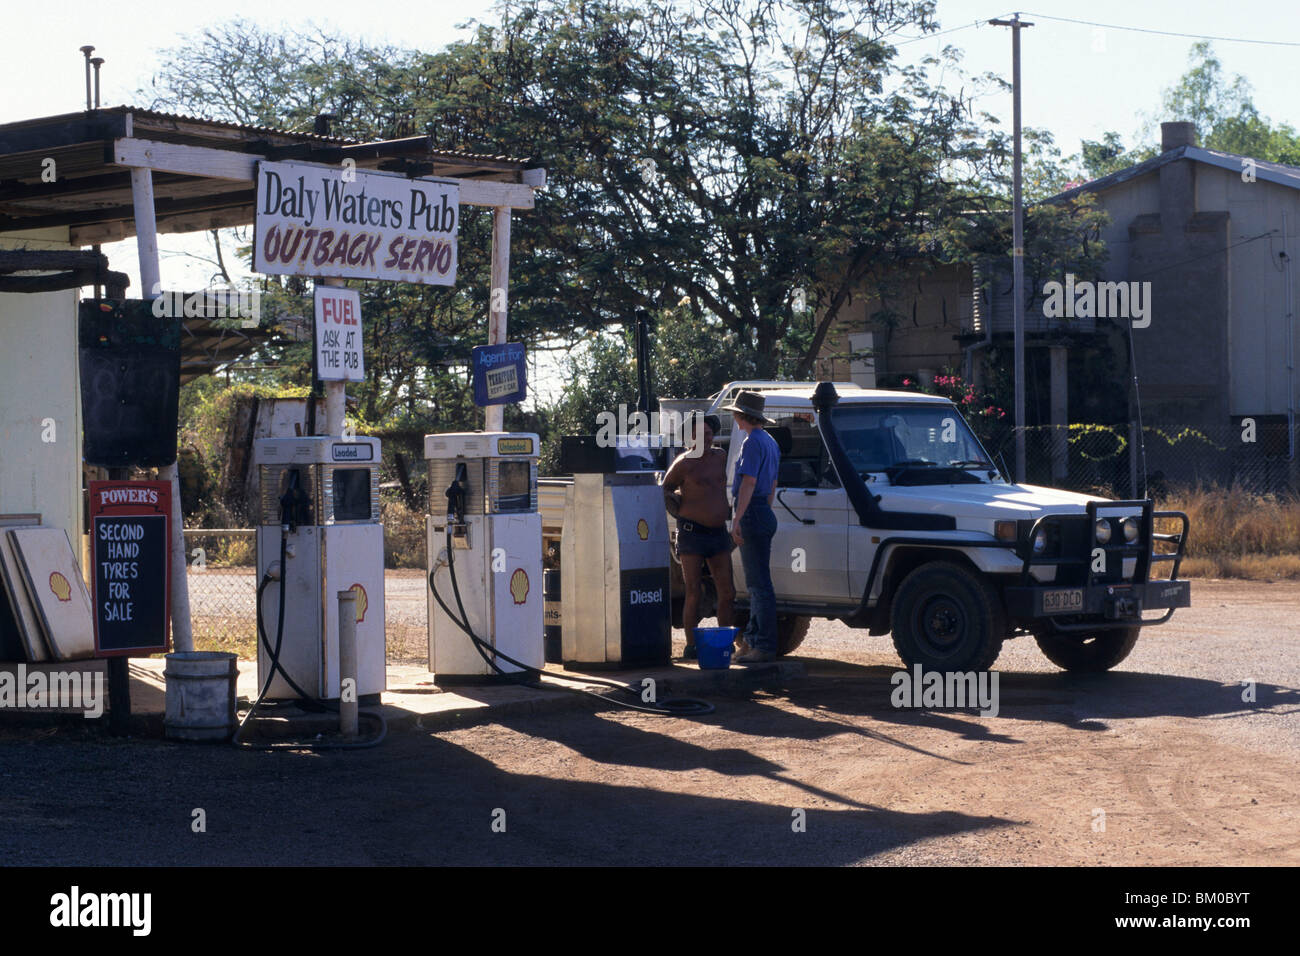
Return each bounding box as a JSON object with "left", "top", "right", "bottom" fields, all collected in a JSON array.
[
  {"left": 8, "top": 528, "right": 95, "bottom": 661},
  {"left": 0, "top": 528, "right": 49, "bottom": 661}
]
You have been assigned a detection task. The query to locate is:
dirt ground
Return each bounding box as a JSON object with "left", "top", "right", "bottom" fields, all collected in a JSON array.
[{"left": 1, "top": 579, "right": 1296, "bottom": 866}]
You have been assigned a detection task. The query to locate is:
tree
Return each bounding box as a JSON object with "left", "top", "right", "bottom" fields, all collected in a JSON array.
[
  {"left": 1157, "top": 41, "right": 1300, "bottom": 164},
  {"left": 145, "top": 1, "right": 1012, "bottom": 387}
]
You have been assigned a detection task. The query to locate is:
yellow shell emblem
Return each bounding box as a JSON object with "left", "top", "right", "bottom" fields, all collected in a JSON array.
[
  {"left": 509, "top": 568, "right": 530, "bottom": 605},
  {"left": 636, "top": 518, "right": 649, "bottom": 541},
  {"left": 349, "top": 583, "right": 369, "bottom": 623},
  {"left": 49, "top": 571, "right": 72, "bottom": 602}
]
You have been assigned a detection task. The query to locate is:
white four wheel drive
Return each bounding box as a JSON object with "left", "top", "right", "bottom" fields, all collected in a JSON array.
[{"left": 667, "top": 380, "right": 1191, "bottom": 673}]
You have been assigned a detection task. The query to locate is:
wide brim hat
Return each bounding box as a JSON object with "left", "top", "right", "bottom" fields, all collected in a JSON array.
[{"left": 720, "top": 390, "right": 776, "bottom": 425}]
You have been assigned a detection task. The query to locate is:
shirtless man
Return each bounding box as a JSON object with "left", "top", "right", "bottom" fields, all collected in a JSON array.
[{"left": 661, "top": 412, "right": 736, "bottom": 660}]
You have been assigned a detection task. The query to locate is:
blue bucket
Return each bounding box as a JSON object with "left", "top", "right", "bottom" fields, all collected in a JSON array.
[{"left": 695, "top": 627, "right": 737, "bottom": 670}]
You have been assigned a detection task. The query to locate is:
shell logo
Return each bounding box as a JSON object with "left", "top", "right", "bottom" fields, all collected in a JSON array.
[
  {"left": 348, "top": 583, "right": 369, "bottom": 623},
  {"left": 636, "top": 518, "right": 649, "bottom": 541},
  {"left": 509, "top": 568, "right": 530, "bottom": 605},
  {"left": 49, "top": 571, "right": 72, "bottom": 602}
]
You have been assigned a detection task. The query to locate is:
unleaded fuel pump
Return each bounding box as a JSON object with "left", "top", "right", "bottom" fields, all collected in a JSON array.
[
  {"left": 425, "top": 432, "right": 544, "bottom": 682},
  {"left": 254, "top": 436, "right": 387, "bottom": 700}
]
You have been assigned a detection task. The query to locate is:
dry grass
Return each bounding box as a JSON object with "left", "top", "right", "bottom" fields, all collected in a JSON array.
[
  {"left": 1156, "top": 484, "right": 1300, "bottom": 580},
  {"left": 382, "top": 497, "right": 427, "bottom": 569}
]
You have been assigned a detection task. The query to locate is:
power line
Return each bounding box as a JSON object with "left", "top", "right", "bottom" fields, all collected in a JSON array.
[
  {"left": 891, "top": 15, "right": 1012, "bottom": 47},
  {"left": 1023, "top": 12, "right": 1300, "bottom": 48}
]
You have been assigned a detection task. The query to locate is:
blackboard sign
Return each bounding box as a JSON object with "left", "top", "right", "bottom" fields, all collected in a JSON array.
[
  {"left": 78, "top": 300, "right": 182, "bottom": 468},
  {"left": 89, "top": 481, "right": 171, "bottom": 656}
]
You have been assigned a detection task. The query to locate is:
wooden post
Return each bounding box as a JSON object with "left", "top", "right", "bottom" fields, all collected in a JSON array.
[
  {"left": 486, "top": 207, "right": 511, "bottom": 433},
  {"left": 130, "top": 166, "right": 194, "bottom": 653},
  {"left": 107, "top": 658, "right": 131, "bottom": 736}
]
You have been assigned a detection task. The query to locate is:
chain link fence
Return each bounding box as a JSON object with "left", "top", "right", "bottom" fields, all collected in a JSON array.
[
  {"left": 183, "top": 529, "right": 429, "bottom": 661},
  {"left": 980, "top": 422, "right": 1299, "bottom": 498},
  {"left": 184, "top": 529, "right": 258, "bottom": 652}
]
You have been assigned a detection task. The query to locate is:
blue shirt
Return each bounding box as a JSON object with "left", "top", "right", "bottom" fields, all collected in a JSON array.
[{"left": 732, "top": 427, "right": 780, "bottom": 500}]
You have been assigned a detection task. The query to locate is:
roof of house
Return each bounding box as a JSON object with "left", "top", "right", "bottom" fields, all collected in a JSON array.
[{"left": 1050, "top": 144, "right": 1300, "bottom": 203}]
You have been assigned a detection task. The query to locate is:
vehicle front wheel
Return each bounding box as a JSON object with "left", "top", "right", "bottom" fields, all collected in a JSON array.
[
  {"left": 1034, "top": 627, "right": 1140, "bottom": 672},
  {"left": 890, "top": 561, "right": 1005, "bottom": 672}
]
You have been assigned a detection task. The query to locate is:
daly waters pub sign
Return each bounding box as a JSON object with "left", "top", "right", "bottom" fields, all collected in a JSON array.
[{"left": 254, "top": 160, "right": 460, "bottom": 285}]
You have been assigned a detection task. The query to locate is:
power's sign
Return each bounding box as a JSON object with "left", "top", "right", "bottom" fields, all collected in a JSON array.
[
  {"left": 254, "top": 160, "right": 459, "bottom": 285},
  {"left": 89, "top": 480, "right": 171, "bottom": 657}
]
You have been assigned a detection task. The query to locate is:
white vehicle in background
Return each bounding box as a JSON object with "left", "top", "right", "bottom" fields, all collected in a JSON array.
[{"left": 663, "top": 380, "right": 1191, "bottom": 673}]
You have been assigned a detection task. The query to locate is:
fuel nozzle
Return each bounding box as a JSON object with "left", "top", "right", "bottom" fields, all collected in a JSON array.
[
  {"left": 445, "top": 462, "right": 468, "bottom": 523},
  {"left": 445, "top": 461, "right": 470, "bottom": 548},
  {"left": 279, "top": 468, "right": 312, "bottom": 533}
]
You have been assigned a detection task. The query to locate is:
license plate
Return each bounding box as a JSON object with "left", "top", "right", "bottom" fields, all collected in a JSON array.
[{"left": 1042, "top": 588, "right": 1084, "bottom": 614}]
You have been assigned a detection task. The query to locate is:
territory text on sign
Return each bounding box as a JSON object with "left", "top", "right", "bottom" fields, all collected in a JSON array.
[
  {"left": 254, "top": 159, "right": 459, "bottom": 285},
  {"left": 314, "top": 286, "right": 365, "bottom": 382},
  {"left": 89, "top": 480, "right": 171, "bottom": 656}
]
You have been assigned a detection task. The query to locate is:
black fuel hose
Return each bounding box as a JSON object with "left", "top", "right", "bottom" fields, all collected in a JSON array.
[
  {"left": 234, "top": 528, "right": 386, "bottom": 749},
  {"left": 430, "top": 525, "right": 714, "bottom": 717}
]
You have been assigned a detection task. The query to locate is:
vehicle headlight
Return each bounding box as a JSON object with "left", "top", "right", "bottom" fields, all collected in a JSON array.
[
  {"left": 1122, "top": 517, "right": 1139, "bottom": 543},
  {"left": 1095, "top": 519, "right": 1112, "bottom": 544},
  {"left": 1032, "top": 527, "right": 1048, "bottom": 554}
]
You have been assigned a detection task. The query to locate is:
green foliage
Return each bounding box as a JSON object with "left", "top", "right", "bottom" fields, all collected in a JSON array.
[
  {"left": 1153, "top": 42, "right": 1300, "bottom": 164},
  {"left": 145, "top": 1, "right": 1014, "bottom": 385}
]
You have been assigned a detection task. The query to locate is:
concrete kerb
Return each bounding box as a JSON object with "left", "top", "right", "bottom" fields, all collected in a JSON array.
[{"left": 0, "top": 658, "right": 806, "bottom": 739}]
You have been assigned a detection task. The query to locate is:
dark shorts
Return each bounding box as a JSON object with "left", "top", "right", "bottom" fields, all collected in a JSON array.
[{"left": 676, "top": 519, "right": 733, "bottom": 558}]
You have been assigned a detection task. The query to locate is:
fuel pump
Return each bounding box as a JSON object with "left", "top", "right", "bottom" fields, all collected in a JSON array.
[
  {"left": 254, "top": 436, "right": 386, "bottom": 700},
  {"left": 425, "top": 432, "right": 543, "bottom": 682}
]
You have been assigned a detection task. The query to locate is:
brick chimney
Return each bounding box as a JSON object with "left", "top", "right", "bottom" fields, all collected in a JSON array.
[{"left": 1161, "top": 121, "right": 1197, "bottom": 152}]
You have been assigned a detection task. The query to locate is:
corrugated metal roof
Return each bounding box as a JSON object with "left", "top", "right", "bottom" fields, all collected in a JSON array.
[
  {"left": 1049, "top": 145, "right": 1300, "bottom": 203},
  {"left": 119, "top": 105, "right": 353, "bottom": 143}
]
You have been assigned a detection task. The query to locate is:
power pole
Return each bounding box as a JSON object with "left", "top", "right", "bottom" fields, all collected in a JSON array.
[{"left": 990, "top": 13, "right": 1032, "bottom": 482}]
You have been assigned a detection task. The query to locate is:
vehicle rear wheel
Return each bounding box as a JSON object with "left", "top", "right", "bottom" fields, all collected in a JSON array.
[
  {"left": 729, "top": 609, "right": 811, "bottom": 656},
  {"left": 1034, "top": 627, "right": 1140, "bottom": 672},
  {"left": 890, "top": 561, "right": 1005, "bottom": 672}
]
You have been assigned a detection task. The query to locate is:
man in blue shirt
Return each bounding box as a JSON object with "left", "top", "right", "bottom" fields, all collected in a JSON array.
[{"left": 722, "top": 391, "right": 781, "bottom": 663}]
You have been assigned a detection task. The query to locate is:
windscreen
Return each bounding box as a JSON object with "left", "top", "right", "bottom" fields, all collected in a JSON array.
[{"left": 830, "top": 403, "right": 993, "bottom": 474}]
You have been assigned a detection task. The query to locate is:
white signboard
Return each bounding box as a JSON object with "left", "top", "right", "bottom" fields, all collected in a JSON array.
[
  {"left": 254, "top": 160, "right": 459, "bottom": 285},
  {"left": 314, "top": 287, "right": 365, "bottom": 382}
]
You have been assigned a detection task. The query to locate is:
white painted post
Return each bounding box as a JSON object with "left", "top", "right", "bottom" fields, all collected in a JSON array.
[
  {"left": 486, "top": 207, "right": 511, "bottom": 434},
  {"left": 318, "top": 277, "right": 348, "bottom": 436},
  {"left": 130, "top": 166, "right": 194, "bottom": 653},
  {"left": 337, "top": 589, "right": 358, "bottom": 738}
]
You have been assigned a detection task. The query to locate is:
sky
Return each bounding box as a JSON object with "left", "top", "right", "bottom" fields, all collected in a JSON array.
[{"left": 3, "top": 0, "right": 1298, "bottom": 402}]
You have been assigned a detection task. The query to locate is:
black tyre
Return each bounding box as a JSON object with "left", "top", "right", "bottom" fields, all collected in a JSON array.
[
  {"left": 1034, "top": 627, "right": 1140, "bottom": 672},
  {"left": 729, "top": 610, "right": 811, "bottom": 656},
  {"left": 890, "top": 561, "right": 1005, "bottom": 672}
]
